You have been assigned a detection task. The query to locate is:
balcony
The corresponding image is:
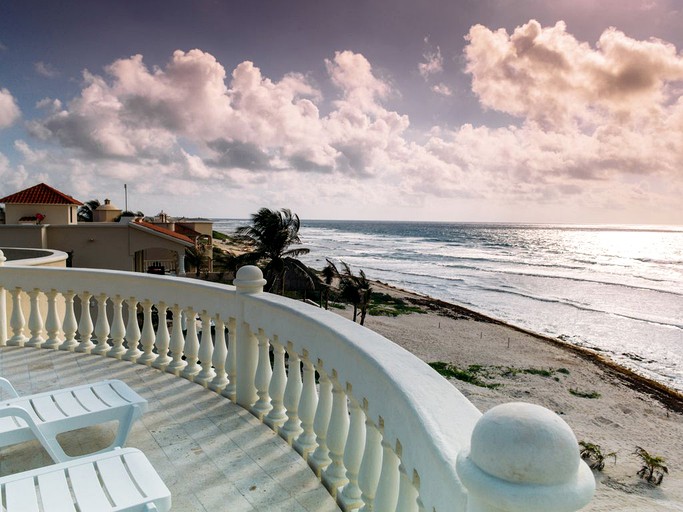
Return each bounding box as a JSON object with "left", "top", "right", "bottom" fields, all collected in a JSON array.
[{"left": 0, "top": 249, "right": 595, "bottom": 512}]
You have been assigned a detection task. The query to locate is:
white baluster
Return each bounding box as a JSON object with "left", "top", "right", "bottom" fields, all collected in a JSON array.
[
  {"left": 107, "top": 295, "right": 126, "bottom": 359},
  {"left": 182, "top": 307, "right": 200, "bottom": 380},
  {"left": 280, "top": 346, "right": 303, "bottom": 444},
  {"left": 137, "top": 300, "right": 156, "bottom": 365},
  {"left": 323, "top": 372, "right": 350, "bottom": 494},
  {"left": 166, "top": 305, "right": 187, "bottom": 375},
  {"left": 264, "top": 336, "right": 287, "bottom": 428},
  {"left": 152, "top": 302, "right": 172, "bottom": 369},
  {"left": 123, "top": 298, "right": 142, "bottom": 361},
  {"left": 309, "top": 364, "right": 333, "bottom": 476},
  {"left": 294, "top": 353, "right": 318, "bottom": 458},
  {"left": 76, "top": 291, "right": 95, "bottom": 353},
  {"left": 59, "top": 291, "right": 78, "bottom": 351},
  {"left": 340, "top": 393, "right": 366, "bottom": 510},
  {"left": 396, "top": 465, "right": 419, "bottom": 512},
  {"left": 222, "top": 317, "right": 237, "bottom": 400},
  {"left": 43, "top": 289, "right": 62, "bottom": 349},
  {"left": 195, "top": 311, "right": 216, "bottom": 386},
  {"left": 8, "top": 288, "right": 26, "bottom": 346},
  {"left": 26, "top": 289, "right": 45, "bottom": 348},
  {"left": 375, "top": 438, "right": 400, "bottom": 512},
  {"left": 209, "top": 315, "right": 228, "bottom": 391},
  {"left": 252, "top": 330, "right": 273, "bottom": 419},
  {"left": 92, "top": 294, "right": 111, "bottom": 355},
  {"left": 359, "top": 419, "right": 383, "bottom": 512}
]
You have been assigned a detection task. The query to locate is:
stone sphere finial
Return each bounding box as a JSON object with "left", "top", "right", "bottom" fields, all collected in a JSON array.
[
  {"left": 234, "top": 265, "right": 267, "bottom": 294},
  {"left": 457, "top": 402, "right": 595, "bottom": 512}
]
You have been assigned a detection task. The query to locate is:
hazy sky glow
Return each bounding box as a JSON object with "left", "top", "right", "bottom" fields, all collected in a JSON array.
[{"left": 1, "top": 0, "right": 682, "bottom": 224}]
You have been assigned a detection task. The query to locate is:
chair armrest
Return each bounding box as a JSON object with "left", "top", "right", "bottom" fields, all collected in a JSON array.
[
  {"left": 0, "top": 405, "right": 64, "bottom": 462},
  {"left": 0, "top": 377, "right": 19, "bottom": 398}
]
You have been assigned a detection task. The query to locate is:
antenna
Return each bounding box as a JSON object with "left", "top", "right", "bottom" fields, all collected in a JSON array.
[{"left": 124, "top": 183, "right": 128, "bottom": 212}]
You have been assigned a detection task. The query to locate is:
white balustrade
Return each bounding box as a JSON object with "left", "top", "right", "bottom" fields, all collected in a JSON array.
[
  {"left": 280, "top": 346, "right": 303, "bottom": 444},
  {"left": 264, "top": 336, "right": 287, "bottom": 428},
  {"left": 152, "top": 302, "right": 171, "bottom": 369},
  {"left": 309, "top": 364, "right": 333, "bottom": 476},
  {"left": 92, "top": 293, "right": 111, "bottom": 355},
  {"left": 107, "top": 295, "right": 126, "bottom": 358},
  {"left": 59, "top": 291, "right": 78, "bottom": 351},
  {"left": 138, "top": 300, "right": 156, "bottom": 365},
  {"left": 195, "top": 311, "right": 216, "bottom": 386},
  {"left": 209, "top": 315, "right": 228, "bottom": 391},
  {"left": 182, "top": 307, "right": 200, "bottom": 380},
  {"left": 8, "top": 287, "right": 26, "bottom": 346},
  {"left": 252, "top": 330, "right": 273, "bottom": 419},
  {"left": 26, "top": 289, "right": 45, "bottom": 348},
  {"left": 44, "top": 289, "right": 62, "bottom": 349},
  {"left": 323, "top": 372, "right": 350, "bottom": 494},
  {"left": 222, "top": 317, "right": 237, "bottom": 400},
  {"left": 340, "top": 393, "right": 366, "bottom": 510},
  {"left": 123, "top": 298, "right": 142, "bottom": 361},
  {"left": 0, "top": 263, "right": 595, "bottom": 512},
  {"left": 294, "top": 353, "right": 318, "bottom": 458},
  {"left": 166, "top": 305, "right": 187, "bottom": 375}
]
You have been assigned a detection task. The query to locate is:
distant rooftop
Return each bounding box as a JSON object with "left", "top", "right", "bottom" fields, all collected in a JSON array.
[{"left": 0, "top": 183, "right": 83, "bottom": 206}]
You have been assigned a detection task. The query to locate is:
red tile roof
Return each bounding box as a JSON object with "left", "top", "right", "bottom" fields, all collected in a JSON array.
[
  {"left": 133, "top": 219, "right": 194, "bottom": 245},
  {"left": 0, "top": 183, "right": 83, "bottom": 205}
]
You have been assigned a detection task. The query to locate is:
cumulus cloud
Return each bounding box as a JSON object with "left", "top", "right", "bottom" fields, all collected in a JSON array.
[
  {"left": 0, "top": 88, "right": 21, "bottom": 128},
  {"left": 17, "top": 31, "right": 683, "bottom": 223},
  {"left": 464, "top": 19, "right": 683, "bottom": 127}
]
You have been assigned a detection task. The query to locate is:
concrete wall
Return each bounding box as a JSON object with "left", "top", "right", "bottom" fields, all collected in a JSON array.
[
  {"left": 0, "top": 225, "right": 48, "bottom": 248},
  {"left": 5, "top": 204, "right": 78, "bottom": 225}
]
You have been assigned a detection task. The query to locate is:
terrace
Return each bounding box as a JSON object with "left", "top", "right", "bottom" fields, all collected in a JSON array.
[{"left": 0, "top": 249, "right": 595, "bottom": 511}]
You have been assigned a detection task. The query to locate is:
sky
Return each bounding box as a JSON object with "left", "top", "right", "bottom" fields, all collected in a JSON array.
[{"left": 1, "top": 0, "right": 682, "bottom": 224}]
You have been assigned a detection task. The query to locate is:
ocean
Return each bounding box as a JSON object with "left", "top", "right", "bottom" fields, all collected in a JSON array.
[{"left": 213, "top": 220, "right": 683, "bottom": 392}]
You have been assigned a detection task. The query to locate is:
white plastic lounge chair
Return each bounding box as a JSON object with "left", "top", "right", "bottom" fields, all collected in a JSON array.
[
  {"left": 0, "top": 447, "right": 171, "bottom": 511},
  {"left": 0, "top": 378, "right": 146, "bottom": 463}
]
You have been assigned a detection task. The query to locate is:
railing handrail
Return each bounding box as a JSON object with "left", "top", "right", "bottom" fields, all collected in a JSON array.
[{"left": 0, "top": 262, "right": 595, "bottom": 512}]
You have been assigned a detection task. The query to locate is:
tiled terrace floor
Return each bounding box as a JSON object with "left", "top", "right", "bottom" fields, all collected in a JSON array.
[{"left": 0, "top": 346, "right": 341, "bottom": 512}]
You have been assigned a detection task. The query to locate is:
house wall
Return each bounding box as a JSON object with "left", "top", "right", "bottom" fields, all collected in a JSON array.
[
  {"left": 4, "top": 204, "right": 78, "bottom": 225},
  {"left": 182, "top": 221, "right": 213, "bottom": 237},
  {"left": 0, "top": 224, "right": 190, "bottom": 272}
]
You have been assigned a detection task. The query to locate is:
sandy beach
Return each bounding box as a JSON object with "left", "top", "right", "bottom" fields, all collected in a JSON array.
[{"left": 335, "top": 282, "right": 683, "bottom": 512}]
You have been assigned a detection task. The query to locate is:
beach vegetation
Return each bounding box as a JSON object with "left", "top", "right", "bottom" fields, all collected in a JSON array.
[
  {"left": 569, "top": 387, "right": 601, "bottom": 399},
  {"left": 367, "top": 292, "right": 425, "bottom": 317},
  {"left": 428, "top": 362, "right": 501, "bottom": 389},
  {"left": 579, "top": 441, "right": 616, "bottom": 471},
  {"left": 212, "top": 230, "right": 229, "bottom": 241},
  {"left": 77, "top": 199, "right": 101, "bottom": 222},
  {"left": 502, "top": 367, "right": 558, "bottom": 378},
  {"left": 234, "top": 208, "right": 315, "bottom": 295},
  {"left": 557, "top": 368, "right": 570, "bottom": 375},
  {"left": 634, "top": 446, "right": 668, "bottom": 485}
]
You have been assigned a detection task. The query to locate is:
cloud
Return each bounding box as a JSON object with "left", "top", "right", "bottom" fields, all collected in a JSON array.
[
  {"left": 35, "top": 61, "right": 59, "bottom": 78},
  {"left": 419, "top": 43, "right": 444, "bottom": 79},
  {"left": 464, "top": 19, "right": 683, "bottom": 128},
  {"left": 0, "top": 88, "right": 21, "bottom": 128},
  {"left": 16, "top": 34, "right": 683, "bottom": 223},
  {"left": 432, "top": 83, "right": 452, "bottom": 96}
]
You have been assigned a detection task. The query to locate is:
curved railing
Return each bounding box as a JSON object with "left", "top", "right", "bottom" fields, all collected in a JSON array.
[
  {"left": 0, "top": 254, "right": 595, "bottom": 512},
  {"left": 0, "top": 247, "right": 68, "bottom": 267}
]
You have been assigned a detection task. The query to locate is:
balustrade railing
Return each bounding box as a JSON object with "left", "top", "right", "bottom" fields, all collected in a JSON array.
[{"left": 0, "top": 251, "right": 595, "bottom": 512}]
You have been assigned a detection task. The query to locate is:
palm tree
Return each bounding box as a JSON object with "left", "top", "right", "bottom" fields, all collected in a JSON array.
[
  {"left": 185, "top": 245, "right": 209, "bottom": 278},
  {"left": 321, "top": 259, "right": 338, "bottom": 309},
  {"left": 329, "top": 261, "right": 373, "bottom": 325},
  {"left": 235, "top": 208, "right": 313, "bottom": 294},
  {"left": 77, "top": 199, "right": 101, "bottom": 222}
]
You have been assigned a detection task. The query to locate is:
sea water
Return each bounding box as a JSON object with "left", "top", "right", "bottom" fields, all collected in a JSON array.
[{"left": 213, "top": 220, "right": 683, "bottom": 392}]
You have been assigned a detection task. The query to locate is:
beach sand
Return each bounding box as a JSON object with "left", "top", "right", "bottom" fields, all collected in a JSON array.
[{"left": 335, "top": 282, "right": 683, "bottom": 512}]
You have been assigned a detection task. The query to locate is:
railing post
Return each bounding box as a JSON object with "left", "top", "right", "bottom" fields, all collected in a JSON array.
[
  {"left": 233, "top": 265, "right": 266, "bottom": 409},
  {"left": 0, "top": 250, "right": 6, "bottom": 345},
  {"left": 456, "top": 402, "right": 595, "bottom": 512}
]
